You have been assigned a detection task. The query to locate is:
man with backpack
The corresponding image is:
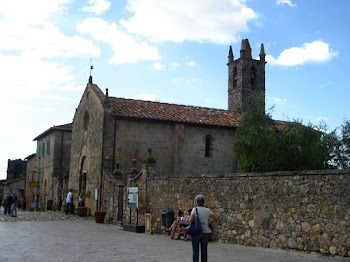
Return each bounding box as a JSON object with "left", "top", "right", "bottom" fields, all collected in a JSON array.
[{"left": 4, "top": 192, "right": 13, "bottom": 215}]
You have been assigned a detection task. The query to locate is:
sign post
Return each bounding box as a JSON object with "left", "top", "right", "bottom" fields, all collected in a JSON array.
[{"left": 123, "top": 187, "right": 145, "bottom": 233}]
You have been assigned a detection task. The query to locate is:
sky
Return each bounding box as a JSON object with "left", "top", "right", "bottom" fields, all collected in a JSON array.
[{"left": 0, "top": 0, "right": 348, "bottom": 180}]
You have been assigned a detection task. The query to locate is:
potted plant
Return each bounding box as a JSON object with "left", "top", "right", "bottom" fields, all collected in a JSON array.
[
  {"left": 75, "top": 206, "right": 88, "bottom": 217},
  {"left": 94, "top": 210, "right": 107, "bottom": 223}
]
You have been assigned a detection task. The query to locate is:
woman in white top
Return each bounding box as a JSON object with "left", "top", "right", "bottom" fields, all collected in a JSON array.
[{"left": 189, "top": 195, "right": 219, "bottom": 262}]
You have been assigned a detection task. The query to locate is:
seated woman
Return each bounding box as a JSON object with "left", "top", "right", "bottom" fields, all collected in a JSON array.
[
  {"left": 172, "top": 208, "right": 192, "bottom": 240},
  {"left": 167, "top": 208, "right": 185, "bottom": 239},
  {"left": 179, "top": 209, "right": 192, "bottom": 241}
]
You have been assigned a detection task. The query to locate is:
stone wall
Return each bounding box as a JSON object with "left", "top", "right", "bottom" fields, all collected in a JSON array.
[
  {"left": 130, "top": 169, "right": 350, "bottom": 257},
  {"left": 25, "top": 154, "right": 37, "bottom": 209},
  {"left": 70, "top": 85, "right": 105, "bottom": 211},
  {"left": 112, "top": 120, "right": 237, "bottom": 177}
]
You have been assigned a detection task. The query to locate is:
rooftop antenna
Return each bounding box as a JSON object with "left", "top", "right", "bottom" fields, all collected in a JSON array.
[{"left": 89, "top": 57, "right": 94, "bottom": 84}]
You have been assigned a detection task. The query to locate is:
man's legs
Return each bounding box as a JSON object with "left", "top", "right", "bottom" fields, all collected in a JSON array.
[
  {"left": 66, "top": 203, "right": 71, "bottom": 215},
  {"left": 5, "top": 204, "right": 11, "bottom": 215}
]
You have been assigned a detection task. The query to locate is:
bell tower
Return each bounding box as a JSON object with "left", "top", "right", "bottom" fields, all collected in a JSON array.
[{"left": 227, "top": 39, "right": 266, "bottom": 112}]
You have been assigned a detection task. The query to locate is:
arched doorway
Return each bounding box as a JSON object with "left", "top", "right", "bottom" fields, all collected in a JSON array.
[{"left": 79, "top": 157, "right": 88, "bottom": 207}]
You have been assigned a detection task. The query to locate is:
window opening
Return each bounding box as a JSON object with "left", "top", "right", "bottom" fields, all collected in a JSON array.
[
  {"left": 47, "top": 139, "right": 51, "bottom": 155},
  {"left": 84, "top": 111, "right": 89, "bottom": 130},
  {"left": 205, "top": 135, "right": 212, "bottom": 157},
  {"left": 41, "top": 143, "right": 45, "bottom": 157}
]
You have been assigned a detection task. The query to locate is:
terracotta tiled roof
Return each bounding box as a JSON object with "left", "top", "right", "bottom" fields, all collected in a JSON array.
[
  {"left": 110, "top": 98, "right": 240, "bottom": 127},
  {"left": 33, "top": 123, "right": 72, "bottom": 141}
]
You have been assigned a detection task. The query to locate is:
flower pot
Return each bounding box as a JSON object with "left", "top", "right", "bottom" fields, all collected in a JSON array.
[
  {"left": 75, "top": 207, "right": 88, "bottom": 217},
  {"left": 94, "top": 211, "right": 106, "bottom": 223}
]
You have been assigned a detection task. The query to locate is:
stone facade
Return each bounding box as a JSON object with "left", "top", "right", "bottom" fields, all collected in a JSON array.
[
  {"left": 112, "top": 120, "right": 236, "bottom": 177},
  {"left": 128, "top": 167, "right": 350, "bottom": 257},
  {"left": 68, "top": 82, "right": 239, "bottom": 215},
  {"left": 1, "top": 176, "right": 25, "bottom": 204},
  {"left": 2, "top": 159, "right": 26, "bottom": 204},
  {"left": 228, "top": 39, "right": 266, "bottom": 112},
  {"left": 69, "top": 85, "right": 105, "bottom": 211},
  {"left": 33, "top": 124, "right": 72, "bottom": 210},
  {"left": 25, "top": 153, "right": 37, "bottom": 209},
  {"left": 6, "top": 159, "right": 26, "bottom": 179}
]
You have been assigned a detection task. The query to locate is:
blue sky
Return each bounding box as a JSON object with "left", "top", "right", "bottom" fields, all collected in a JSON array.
[{"left": 0, "top": 0, "right": 348, "bottom": 179}]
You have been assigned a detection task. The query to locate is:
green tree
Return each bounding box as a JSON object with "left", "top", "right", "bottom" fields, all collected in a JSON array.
[
  {"left": 324, "top": 119, "right": 350, "bottom": 169},
  {"left": 234, "top": 108, "right": 331, "bottom": 172}
]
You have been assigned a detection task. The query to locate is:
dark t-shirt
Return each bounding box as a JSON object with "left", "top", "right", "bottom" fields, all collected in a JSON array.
[{"left": 6, "top": 194, "right": 13, "bottom": 204}]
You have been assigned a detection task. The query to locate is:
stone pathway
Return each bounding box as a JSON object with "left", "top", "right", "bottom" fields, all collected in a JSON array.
[
  {"left": 0, "top": 208, "right": 349, "bottom": 261},
  {"left": 0, "top": 209, "right": 93, "bottom": 222}
]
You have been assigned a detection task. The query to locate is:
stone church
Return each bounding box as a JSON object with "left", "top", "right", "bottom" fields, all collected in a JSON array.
[{"left": 68, "top": 39, "right": 266, "bottom": 218}]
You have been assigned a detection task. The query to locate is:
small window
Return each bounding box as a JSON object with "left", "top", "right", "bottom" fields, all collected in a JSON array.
[
  {"left": 41, "top": 143, "right": 45, "bottom": 157},
  {"left": 37, "top": 144, "right": 41, "bottom": 158},
  {"left": 47, "top": 139, "right": 51, "bottom": 155},
  {"left": 251, "top": 66, "right": 256, "bottom": 86},
  {"left": 84, "top": 111, "right": 89, "bottom": 130},
  {"left": 205, "top": 135, "right": 212, "bottom": 157},
  {"left": 233, "top": 67, "right": 237, "bottom": 87}
]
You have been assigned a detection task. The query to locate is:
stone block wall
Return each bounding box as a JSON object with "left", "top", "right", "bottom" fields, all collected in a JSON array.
[
  {"left": 140, "top": 169, "right": 350, "bottom": 257},
  {"left": 113, "top": 120, "right": 237, "bottom": 177},
  {"left": 70, "top": 85, "right": 105, "bottom": 211}
]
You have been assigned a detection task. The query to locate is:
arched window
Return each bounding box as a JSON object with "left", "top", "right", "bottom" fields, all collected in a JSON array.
[
  {"left": 205, "top": 135, "right": 212, "bottom": 157},
  {"left": 250, "top": 66, "right": 256, "bottom": 86},
  {"left": 84, "top": 111, "right": 89, "bottom": 130},
  {"left": 233, "top": 67, "right": 237, "bottom": 87}
]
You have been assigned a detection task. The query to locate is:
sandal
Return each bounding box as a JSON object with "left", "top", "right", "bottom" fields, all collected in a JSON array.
[{"left": 175, "top": 236, "right": 181, "bottom": 240}]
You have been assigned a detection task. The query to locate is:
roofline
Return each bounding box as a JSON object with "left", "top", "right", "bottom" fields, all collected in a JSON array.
[
  {"left": 113, "top": 115, "right": 238, "bottom": 129},
  {"left": 33, "top": 123, "right": 72, "bottom": 141},
  {"left": 24, "top": 153, "right": 36, "bottom": 160}
]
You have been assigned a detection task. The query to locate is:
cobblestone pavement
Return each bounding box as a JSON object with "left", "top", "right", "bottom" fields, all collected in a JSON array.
[
  {"left": 0, "top": 209, "right": 93, "bottom": 222},
  {"left": 0, "top": 209, "right": 349, "bottom": 262}
]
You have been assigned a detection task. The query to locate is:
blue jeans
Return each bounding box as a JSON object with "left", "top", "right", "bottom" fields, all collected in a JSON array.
[
  {"left": 66, "top": 203, "right": 73, "bottom": 214},
  {"left": 4, "top": 203, "right": 12, "bottom": 215},
  {"left": 191, "top": 233, "right": 210, "bottom": 262}
]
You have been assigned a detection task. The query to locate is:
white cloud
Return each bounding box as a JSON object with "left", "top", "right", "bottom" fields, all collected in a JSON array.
[
  {"left": 81, "top": 0, "right": 111, "bottom": 15},
  {"left": 276, "top": 0, "right": 297, "bottom": 7},
  {"left": 77, "top": 17, "right": 160, "bottom": 64},
  {"left": 0, "top": 1, "right": 100, "bottom": 59},
  {"left": 166, "top": 59, "right": 198, "bottom": 70},
  {"left": 152, "top": 62, "right": 166, "bottom": 71},
  {"left": 186, "top": 60, "right": 197, "bottom": 67},
  {"left": 0, "top": 54, "right": 83, "bottom": 99},
  {"left": 120, "top": 0, "right": 258, "bottom": 44},
  {"left": 312, "top": 116, "right": 329, "bottom": 123},
  {"left": 268, "top": 40, "right": 338, "bottom": 67},
  {"left": 268, "top": 96, "right": 287, "bottom": 105},
  {"left": 0, "top": 0, "right": 72, "bottom": 26}
]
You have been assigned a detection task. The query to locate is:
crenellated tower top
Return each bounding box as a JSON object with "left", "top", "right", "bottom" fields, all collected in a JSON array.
[{"left": 227, "top": 39, "right": 266, "bottom": 112}]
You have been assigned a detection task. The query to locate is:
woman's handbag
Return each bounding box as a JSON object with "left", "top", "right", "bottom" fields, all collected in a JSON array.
[{"left": 186, "top": 207, "right": 203, "bottom": 236}]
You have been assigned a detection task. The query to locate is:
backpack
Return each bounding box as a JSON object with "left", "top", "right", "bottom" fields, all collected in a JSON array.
[{"left": 7, "top": 194, "right": 13, "bottom": 203}]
